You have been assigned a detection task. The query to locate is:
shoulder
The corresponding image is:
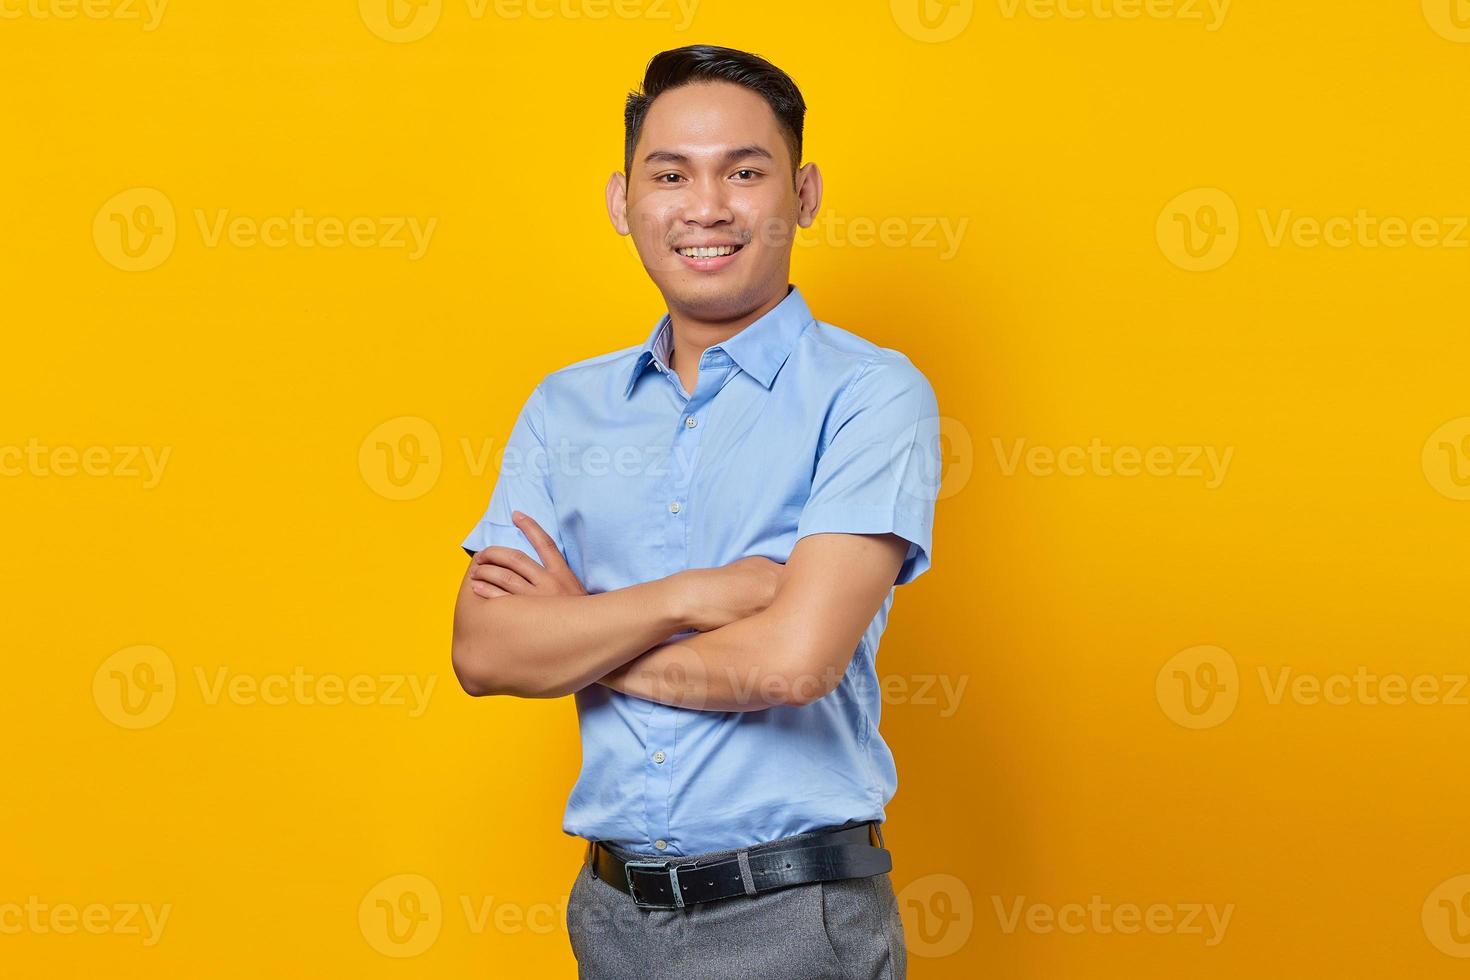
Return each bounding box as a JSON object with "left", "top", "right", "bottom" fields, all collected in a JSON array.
[
  {"left": 520, "top": 342, "right": 645, "bottom": 411},
  {"left": 797, "top": 319, "right": 936, "bottom": 409},
  {"left": 543, "top": 342, "right": 644, "bottom": 386}
]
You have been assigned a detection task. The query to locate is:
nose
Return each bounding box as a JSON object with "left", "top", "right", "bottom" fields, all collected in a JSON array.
[{"left": 680, "top": 174, "right": 734, "bottom": 228}]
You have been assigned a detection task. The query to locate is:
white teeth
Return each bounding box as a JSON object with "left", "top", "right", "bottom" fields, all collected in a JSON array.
[{"left": 677, "top": 245, "right": 738, "bottom": 258}]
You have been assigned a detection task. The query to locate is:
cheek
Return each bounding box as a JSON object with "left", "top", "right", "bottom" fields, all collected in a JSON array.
[
  {"left": 626, "top": 207, "right": 668, "bottom": 246},
  {"left": 743, "top": 206, "right": 797, "bottom": 252}
]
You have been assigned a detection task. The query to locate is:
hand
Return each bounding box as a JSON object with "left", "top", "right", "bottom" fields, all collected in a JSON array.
[
  {"left": 468, "top": 511, "right": 587, "bottom": 599},
  {"left": 678, "top": 556, "right": 786, "bottom": 633}
]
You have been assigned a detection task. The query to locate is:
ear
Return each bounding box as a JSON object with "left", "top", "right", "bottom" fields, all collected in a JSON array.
[
  {"left": 795, "top": 162, "right": 823, "bottom": 229},
  {"left": 605, "top": 171, "right": 630, "bottom": 235}
]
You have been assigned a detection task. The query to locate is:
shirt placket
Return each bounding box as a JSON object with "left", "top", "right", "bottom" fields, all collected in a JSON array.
[{"left": 641, "top": 348, "right": 734, "bottom": 856}]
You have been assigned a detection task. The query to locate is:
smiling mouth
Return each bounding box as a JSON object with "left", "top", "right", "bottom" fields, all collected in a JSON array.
[{"left": 673, "top": 243, "right": 745, "bottom": 259}]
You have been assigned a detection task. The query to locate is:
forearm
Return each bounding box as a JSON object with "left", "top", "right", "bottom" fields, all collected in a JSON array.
[
  {"left": 598, "top": 607, "right": 833, "bottom": 712},
  {"left": 452, "top": 571, "right": 692, "bottom": 699}
]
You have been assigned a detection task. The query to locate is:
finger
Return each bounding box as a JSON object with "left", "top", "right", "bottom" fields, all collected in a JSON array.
[
  {"left": 470, "top": 563, "right": 535, "bottom": 593},
  {"left": 512, "top": 511, "right": 571, "bottom": 573},
  {"left": 472, "top": 545, "right": 545, "bottom": 585},
  {"left": 470, "top": 562, "right": 531, "bottom": 588},
  {"left": 511, "top": 512, "right": 586, "bottom": 594},
  {"left": 471, "top": 581, "right": 510, "bottom": 597}
]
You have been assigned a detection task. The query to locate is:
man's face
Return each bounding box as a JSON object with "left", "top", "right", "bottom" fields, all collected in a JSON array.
[{"left": 611, "top": 81, "right": 817, "bottom": 322}]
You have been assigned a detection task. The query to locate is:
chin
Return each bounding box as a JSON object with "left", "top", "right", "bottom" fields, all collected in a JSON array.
[{"left": 664, "top": 279, "right": 761, "bottom": 321}]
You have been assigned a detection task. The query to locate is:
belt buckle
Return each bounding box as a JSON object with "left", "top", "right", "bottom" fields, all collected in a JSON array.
[{"left": 623, "top": 859, "right": 683, "bottom": 910}]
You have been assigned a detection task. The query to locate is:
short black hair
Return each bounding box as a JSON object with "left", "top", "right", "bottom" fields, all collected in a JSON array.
[{"left": 624, "top": 45, "right": 806, "bottom": 180}]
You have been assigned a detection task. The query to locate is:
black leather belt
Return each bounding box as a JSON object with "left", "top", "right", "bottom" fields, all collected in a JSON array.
[{"left": 584, "top": 821, "right": 892, "bottom": 910}]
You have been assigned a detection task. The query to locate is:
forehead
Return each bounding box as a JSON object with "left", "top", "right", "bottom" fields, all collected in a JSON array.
[{"left": 637, "top": 81, "right": 784, "bottom": 160}]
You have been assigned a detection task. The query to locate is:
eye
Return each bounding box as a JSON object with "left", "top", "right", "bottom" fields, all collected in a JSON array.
[
  {"left": 656, "top": 172, "right": 685, "bottom": 184},
  {"left": 732, "top": 169, "right": 761, "bottom": 181}
]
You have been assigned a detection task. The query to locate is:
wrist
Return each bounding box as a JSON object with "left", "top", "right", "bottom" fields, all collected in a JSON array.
[{"left": 658, "top": 569, "right": 701, "bottom": 633}]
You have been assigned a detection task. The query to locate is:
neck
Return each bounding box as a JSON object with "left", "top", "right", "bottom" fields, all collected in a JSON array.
[{"left": 665, "top": 283, "right": 791, "bottom": 375}]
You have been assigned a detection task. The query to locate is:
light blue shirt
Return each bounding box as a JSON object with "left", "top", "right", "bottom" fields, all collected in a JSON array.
[{"left": 461, "top": 284, "right": 941, "bottom": 856}]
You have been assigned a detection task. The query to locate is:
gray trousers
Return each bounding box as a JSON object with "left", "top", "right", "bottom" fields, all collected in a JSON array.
[{"left": 566, "top": 837, "right": 907, "bottom": 979}]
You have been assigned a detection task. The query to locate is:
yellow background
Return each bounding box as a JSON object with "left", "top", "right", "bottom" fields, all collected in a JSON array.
[{"left": 4, "top": 0, "right": 1469, "bottom": 976}]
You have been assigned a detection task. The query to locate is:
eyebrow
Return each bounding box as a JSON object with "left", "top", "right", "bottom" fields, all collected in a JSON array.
[{"left": 642, "top": 144, "right": 775, "bottom": 168}]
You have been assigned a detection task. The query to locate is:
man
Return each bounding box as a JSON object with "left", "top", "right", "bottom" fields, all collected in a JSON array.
[{"left": 452, "top": 44, "right": 940, "bottom": 979}]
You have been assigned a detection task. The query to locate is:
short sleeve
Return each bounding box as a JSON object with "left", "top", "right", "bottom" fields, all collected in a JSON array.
[
  {"left": 794, "top": 357, "right": 941, "bottom": 586},
  {"left": 460, "top": 383, "right": 565, "bottom": 558}
]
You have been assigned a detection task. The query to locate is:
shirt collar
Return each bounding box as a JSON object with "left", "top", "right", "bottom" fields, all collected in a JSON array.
[{"left": 622, "top": 284, "right": 814, "bottom": 399}]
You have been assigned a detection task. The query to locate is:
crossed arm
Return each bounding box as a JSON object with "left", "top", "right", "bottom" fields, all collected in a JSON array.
[{"left": 450, "top": 511, "right": 909, "bottom": 711}]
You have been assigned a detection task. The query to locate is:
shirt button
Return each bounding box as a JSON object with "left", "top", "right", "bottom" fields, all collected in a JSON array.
[
  {"left": 669, "top": 501, "right": 681, "bottom": 514},
  {"left": 684, "top": 415, "right": 697, "bottom": 429},
  {"left": 654, "top": 839, "right": 668, "bottom": 850},
  {"left": 652, "top": 750, "right": 666, "bottom": 764}
]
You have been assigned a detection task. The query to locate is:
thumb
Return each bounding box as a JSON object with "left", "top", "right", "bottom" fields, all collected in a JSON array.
[{"left": 513, "top": 510, "right": 570, "bottom": 571}]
